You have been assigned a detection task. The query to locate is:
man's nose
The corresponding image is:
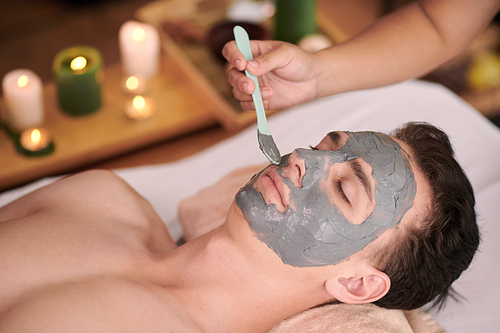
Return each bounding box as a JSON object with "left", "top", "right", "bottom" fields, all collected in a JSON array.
[{"left": 281, "top": 150, "right": 306, "bottom": 188}]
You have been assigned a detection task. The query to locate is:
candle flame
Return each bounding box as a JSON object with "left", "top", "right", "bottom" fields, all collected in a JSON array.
[
  {"left": 17, "top": 75, "right": 29, "bottom": 88},
  {"left": 132, "top": 26, "right": 146, "bottom": 42},
  {"left": 31, "top": 129, "right": 41, "bottom": 145},
  {"left": 133, "top": 95, "right": 146, "bottom": 109},
  {"left": 70, "top": 56, "right": 87, "bottom": 71},
  {"left": 126, "top": 76, "right": 140, "bottom": 90}
]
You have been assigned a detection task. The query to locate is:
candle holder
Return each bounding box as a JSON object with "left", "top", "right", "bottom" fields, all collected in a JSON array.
[
  {"left": 53, "top": 46, "right": 103, "bottom": 116},
  {"left": 4, "top": 126, "right": 55, "bottom": 157}
]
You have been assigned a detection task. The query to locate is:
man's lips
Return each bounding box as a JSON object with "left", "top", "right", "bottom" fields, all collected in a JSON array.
[{"left": 259, "top": 170, "right": 287, "bottom": 210}]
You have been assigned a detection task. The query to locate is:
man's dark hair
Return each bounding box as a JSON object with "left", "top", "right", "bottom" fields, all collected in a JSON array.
[{"left": 372, "top": 122, "right": 479, "bottom": 310}]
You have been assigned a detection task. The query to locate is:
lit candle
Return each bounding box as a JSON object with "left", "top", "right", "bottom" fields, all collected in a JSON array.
[
  {"left": 125, "top": 95, "right": 155, "bottom": 120},
  {"left": 17, "top": 127, "right": 54, "bottom": 156},
  {"left": 52, "top": 46, "right": 103, "bottom": 116},
  {"left": 122, "top": 75, "right": 148, "bottom": 94},
  {"left": 2, "top": 69, "right": 44, "bottom": 132},
  {"left": 70, "top": 56, "right": 87, "bottom": 74},
  {"left": 119, "top": 21, "right": 160, "bottom": 78}
]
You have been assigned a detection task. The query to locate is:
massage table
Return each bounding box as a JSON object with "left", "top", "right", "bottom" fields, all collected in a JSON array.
[{"left": 1, "top": 80, "right": 499, "bottom": 332}]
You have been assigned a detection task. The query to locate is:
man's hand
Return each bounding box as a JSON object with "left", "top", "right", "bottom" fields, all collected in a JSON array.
[{"left": 223, "top": 40, "right": 321, "bottom": 111}]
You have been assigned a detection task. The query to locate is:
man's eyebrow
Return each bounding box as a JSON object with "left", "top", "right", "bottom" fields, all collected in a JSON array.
[{"left": 349, "top": 159, "right": 374, "bottom": 204}]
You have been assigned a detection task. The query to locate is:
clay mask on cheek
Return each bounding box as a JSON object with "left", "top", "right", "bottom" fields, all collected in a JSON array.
[{"left": 235, "top": 132, "right": 416, "bottom": 267}]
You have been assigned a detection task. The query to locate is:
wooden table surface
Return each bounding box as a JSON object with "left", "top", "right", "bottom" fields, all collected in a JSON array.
[{"left": 0, "top": 54, "right": 222, "bottom": 191}]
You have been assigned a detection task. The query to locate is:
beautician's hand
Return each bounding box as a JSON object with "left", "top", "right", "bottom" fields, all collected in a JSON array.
[
  {"left": 223, "top": 40, "right": 322, "bottom": 110},
  {"left": 224, "top": 1, "right": 500, "bottom": 111}
]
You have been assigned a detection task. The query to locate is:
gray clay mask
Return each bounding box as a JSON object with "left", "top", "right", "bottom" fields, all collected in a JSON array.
[{"left": 235, "top": 131, "right": 416, "bottom": 267}]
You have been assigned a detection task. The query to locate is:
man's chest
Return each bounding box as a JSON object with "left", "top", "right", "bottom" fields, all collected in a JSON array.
[
  {"left": 0, "top": 275, "right": 203, "bottom": 332},
  {"left": 0, "top": 210, "right": 174, "bottom": 312}
]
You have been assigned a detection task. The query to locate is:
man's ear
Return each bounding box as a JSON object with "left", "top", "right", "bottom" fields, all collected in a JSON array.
[{"left": 325, "top": 268, "right": 390, "bottom": 304}]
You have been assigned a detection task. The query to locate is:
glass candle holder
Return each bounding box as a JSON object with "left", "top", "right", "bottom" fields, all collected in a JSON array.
[{"left": 17, "top": 127, "right": 55, "bottom": 157}]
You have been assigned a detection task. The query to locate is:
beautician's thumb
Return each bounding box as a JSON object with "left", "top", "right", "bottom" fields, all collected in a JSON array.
[{"left": 246, "top": 45, "right": 295, "bottom": 76}]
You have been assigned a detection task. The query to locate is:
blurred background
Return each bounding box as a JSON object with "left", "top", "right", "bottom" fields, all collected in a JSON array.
[
  {"left": 1, "top": 0, "right": 500, "bottom": 191},
  {"left": 0, "top": 0, "right": 152, "bottom": 83},
  {"left": 3, "top": 0, "right": 500, "bottom": 119}
]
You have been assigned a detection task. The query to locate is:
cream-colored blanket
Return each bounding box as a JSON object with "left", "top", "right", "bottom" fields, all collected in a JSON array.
[{"left": 178, "top": 165, "right": 445, "bottom": 333}]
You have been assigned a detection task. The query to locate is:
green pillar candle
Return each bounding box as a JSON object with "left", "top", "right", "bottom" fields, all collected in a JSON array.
[
  {"left": 53, "top": 46, "right": 103, "bottom": 116},
  {"left": 274, "top": 0, "right": 318, "bottom": 44}
]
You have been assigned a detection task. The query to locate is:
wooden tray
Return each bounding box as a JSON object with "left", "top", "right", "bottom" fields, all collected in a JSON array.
[{"left": 0, "top": 53, "right": 221, "bottom": 191}]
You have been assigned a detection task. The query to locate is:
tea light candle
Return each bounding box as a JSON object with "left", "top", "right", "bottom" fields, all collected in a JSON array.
[
  {"left": 2, "top": 69, "right": 44, "bottom": 132},
  {"left": 119, "top": 21, "right": 160, "bottom": 78},
  {"left": 125, "top": 95, "right": 155, "bottom": 120},
  {"left": 20, "top": 127, "right": 50, "bottom": 151},
  {"left": 17, "top": 127, "right": 55, "bottom": 156},
  {"left": 53, "top": 46, "right": 103, "bottom": 116},
  {"left": 122, "top": 75, "right": 148, "bottom": 94}
]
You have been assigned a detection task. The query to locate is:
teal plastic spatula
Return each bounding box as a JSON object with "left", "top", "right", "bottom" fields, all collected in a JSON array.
[{"left": 233, "top": 25, "right": 281, "bottom": 165}]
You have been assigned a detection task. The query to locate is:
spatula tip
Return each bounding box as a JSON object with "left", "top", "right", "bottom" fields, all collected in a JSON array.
[{"left": 258, "top": 131, "right": 281, "bottom": 165}]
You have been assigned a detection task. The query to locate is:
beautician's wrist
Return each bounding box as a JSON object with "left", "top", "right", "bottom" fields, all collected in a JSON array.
[{"left": 313, "top": 47, "right": 346, "bottom": 98}]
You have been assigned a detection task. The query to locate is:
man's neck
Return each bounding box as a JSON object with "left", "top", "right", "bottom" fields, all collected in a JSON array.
[{"left": 156, "top": 226, "right": 331, "bottom": 333}]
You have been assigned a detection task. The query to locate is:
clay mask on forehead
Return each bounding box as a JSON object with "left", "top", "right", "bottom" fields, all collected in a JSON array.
[{"left": 235, "top": 131, "right": 416, "bottom": 267}]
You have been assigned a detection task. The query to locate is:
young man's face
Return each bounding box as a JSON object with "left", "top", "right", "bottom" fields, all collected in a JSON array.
[{"left": 235, "top": 131, "right": 416, "bottom": 267}]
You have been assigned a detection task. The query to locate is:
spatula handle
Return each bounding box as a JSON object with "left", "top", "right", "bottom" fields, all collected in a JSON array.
[{"left": 233, "top": 25, "right": 270, "bottom": 135}]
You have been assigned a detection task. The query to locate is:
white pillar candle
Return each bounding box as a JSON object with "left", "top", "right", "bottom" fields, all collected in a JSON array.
[
  {"left": 119, "top": 20, "right": 160, "bottom": 78},
  {"left": 2, "top": 69, "right": 44, "bottom": 132}
]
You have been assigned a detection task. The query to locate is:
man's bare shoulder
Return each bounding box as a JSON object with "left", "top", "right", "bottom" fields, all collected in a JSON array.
[
  {"left": 0, "top": 170, "right": 144, "bottom": 222},
  {"left": 0, "top": 276, "right": 202, "bottom": 333},
  {"left": 41, "top": 170, "right": 149, "bottom": 213},
  {"left": 0, "top": 169, "right": 174, "bottom": 252},
  {"left": 0, "top": 169, "right": 177, "bottom": 315}
]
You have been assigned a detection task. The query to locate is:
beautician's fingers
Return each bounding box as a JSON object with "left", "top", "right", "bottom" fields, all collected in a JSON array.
[
  {"left": 231, "top": 87, "right": 253, "bottom": 103},
  {"left": 259, "top": 86, "right": 274, "bottom": 100},
  {"left": 243, "top": 42, "right": 299, "bottom": 77},
  {"left": 227, "top": 67, "right": 255, "bottom": 95},
  {"left": 231, "top": 86, "right": 273, "bottom": 102},
  {"left": 236, "top": 89, "right": 272, "bottom": 111},
  {"left": 227, "top": 66, "right": 275, "bottom": 97},
  {"left": 223, "top": 39, "right": 290, "bottom": 76},
  {"left": 240, "top": 100, "right": 256, "bottom": 111},
  {"left": 222, "top": 41, "right": 247, "bottom": 71},
  {"left": 239, "top": 99, "right": 271, "bottom": 111},
  {"left": 229, "top": 81, "right": 273, "bottom": 101}
]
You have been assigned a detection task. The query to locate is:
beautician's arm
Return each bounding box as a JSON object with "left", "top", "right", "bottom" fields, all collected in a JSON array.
[{"left": 224, "top": 0, "right": 500, "bottom": 111}]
